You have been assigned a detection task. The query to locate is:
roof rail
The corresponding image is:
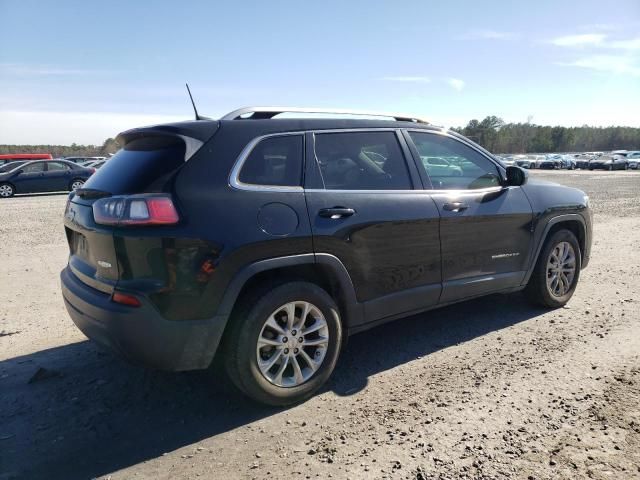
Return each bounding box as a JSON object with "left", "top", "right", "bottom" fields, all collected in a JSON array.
[{"left": 220, "top": 106, "right": 429, "bottom": 124}]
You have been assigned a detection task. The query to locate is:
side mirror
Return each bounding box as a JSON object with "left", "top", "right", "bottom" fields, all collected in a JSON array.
[
  {"left": 505, "top": 166, "right": 528, "bottom": 186},
  {"left": 15, "top": 169, "right": 24, "bottom": 175}
]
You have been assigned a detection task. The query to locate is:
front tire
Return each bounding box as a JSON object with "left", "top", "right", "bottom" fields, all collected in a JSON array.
[
  {"left": 525, "top": 229, "right": 581, "bottom": 308},
  {"left": 223, "top": 281, "right": 343, "bottom": 406},
  {"left": 0, "top": 183, "right": 15, "bottom": 198}
]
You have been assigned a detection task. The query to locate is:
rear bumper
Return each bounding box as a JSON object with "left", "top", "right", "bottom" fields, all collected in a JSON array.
[{"left": 60, "top": 266, "right": 226, "bottom": 371}]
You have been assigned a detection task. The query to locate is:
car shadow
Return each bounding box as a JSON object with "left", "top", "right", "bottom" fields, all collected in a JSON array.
[{"left": 0, "top": 292, "right": 547, "bottom": 479}]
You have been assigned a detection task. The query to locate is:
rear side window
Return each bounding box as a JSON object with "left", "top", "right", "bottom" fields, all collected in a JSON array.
[
  {"left": 82, "top": 137, "right": 185, "bottom": 194},
  {"left": 47, "top": 162, "right": 70, "bottom": 171},
  {"left": 314, "top": 131, "right": 412, "bottom": 190},
  {"left": 238, "top": 135, "right": 303, "bottom": 187}
]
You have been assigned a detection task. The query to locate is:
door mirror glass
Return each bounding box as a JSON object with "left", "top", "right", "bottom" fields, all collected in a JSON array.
[{"left": 505, "top": 166, "right": 528, "bottom": 186}]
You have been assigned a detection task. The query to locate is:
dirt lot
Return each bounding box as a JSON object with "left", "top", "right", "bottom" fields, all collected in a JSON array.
[{"left": 1, "top": 170, "right": 639, "bottom": 480}]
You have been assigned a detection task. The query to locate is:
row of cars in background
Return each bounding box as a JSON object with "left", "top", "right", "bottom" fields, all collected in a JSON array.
[
  {"left": 496, "top": 150, "right": 640, "bottom": 171},
  {"left": 0, "top": 154, "right": 111, "bottom": 198}
]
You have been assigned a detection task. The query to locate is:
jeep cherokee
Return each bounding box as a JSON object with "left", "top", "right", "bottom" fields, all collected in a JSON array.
[{"left": 61, "top": 107, "right": 592, "bottom": 406}]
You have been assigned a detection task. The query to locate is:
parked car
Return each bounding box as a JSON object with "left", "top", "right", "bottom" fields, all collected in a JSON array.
[
  {"left": 60, "top": 107, "right": 592, "bottom": 406},
  {"left": 539, "top": 155, "right": 562, "bottom": 169},
  {"left": 0, "top": 160, "right": 94, "bottom": 197},
  {"left": 420, "top": 156, "right": 463, "bottom": 177},
  {"left": 574, "top": 154, "right": 594, "bottom": 169},
  {"left": 515, "top": 155, "right": 536, "bottom": 169},
  {"left": 559, "top": 155, "right": 576, "bottom": 170},
  {"left": 588, "top": 155, "right": 628, "bottom": 171},
  {"left": 0, "top": 153, "right": 52, "bottom": 166},
  {"left": 626, "top": 151, "right": 640, "bottom": 169}
]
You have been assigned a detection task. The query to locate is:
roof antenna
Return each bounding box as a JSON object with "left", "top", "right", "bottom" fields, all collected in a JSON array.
[{"left": 186, "top": 83, "right": 202, "bottom": 120}]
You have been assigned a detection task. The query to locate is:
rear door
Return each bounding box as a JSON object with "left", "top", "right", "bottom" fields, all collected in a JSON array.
[
  {"left": 304, "top": 129, "right": 441, "bottom": 325},
  {"left": 405, "top": 130, "right": 533, "bottom": 303},
  {"left": 44, "top": 161, "right": 73, "bottom": 191}
]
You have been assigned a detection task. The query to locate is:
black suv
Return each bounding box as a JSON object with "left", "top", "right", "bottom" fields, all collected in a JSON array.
[{"left": 61, "top": 107, "right": 592, "bottom": 405}]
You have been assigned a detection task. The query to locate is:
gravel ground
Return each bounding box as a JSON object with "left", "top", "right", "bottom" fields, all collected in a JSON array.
[{"left": 1, "top": 170, "right": 639, "bottom": 480}]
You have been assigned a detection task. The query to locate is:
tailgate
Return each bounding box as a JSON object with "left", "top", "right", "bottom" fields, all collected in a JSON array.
[{"left": 65, "top": 200, "right": 119, "bottom": 293}]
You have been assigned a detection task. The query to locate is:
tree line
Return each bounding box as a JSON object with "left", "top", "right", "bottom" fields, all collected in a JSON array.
[
  {"left": 0, "top": 138, "right": 120, "bottom": 158},
  {"left": 2, "top": 118, "right": 640, "bottom": 156},
  {"left": 452, "top": 117, "right": 640, "bottom": 153}
]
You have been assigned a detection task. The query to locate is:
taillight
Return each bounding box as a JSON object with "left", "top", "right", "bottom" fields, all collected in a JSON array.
[{"left": 93, "top": 194, "right": 179, "bottom": 226}]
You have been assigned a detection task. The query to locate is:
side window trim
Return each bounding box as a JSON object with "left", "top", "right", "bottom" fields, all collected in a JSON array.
[
  {"left": 229, "top": 132, "right": 305, "bottom": 192},
  {"left": 404, "top": 129, "right": 506, "bottom": 192},
  {"left": 308, "top": 128, "right": 418, "bottom": 192}
]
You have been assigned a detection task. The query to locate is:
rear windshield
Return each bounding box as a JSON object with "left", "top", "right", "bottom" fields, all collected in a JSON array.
[{"left": 82, "top": 137, "right": 185, "bottom": 194}]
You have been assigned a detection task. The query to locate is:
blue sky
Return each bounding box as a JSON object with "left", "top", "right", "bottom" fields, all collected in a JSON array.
[{"left": 1, "top": 0, "right": 639, "bottom": 144}]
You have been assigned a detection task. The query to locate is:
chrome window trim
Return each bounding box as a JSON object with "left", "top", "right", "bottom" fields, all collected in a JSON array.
[{"left": 229, "top": 131, "right": 305, "bottom": 192}]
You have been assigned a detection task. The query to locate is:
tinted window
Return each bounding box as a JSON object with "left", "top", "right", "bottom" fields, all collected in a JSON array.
[
  {"left": 408, "top": 132, "right": 502, "bottom": 190},
  {"left": 314, "top": 131, "right": 411, "bottom": 190},
  {"left": 0, "top": 161, "right": 25, "bottom": 173},
  {"left": 47, "top": 161, "right": 71, "bottom": 171},
  {"left": 83, "top": 137, "right": 185, "bottom": 194},
  {"left": 21, "top": 162, "right": 46, "bottom": 173},
  {"left": 239, "top": 135, "right": 303, "bottom": 187}
]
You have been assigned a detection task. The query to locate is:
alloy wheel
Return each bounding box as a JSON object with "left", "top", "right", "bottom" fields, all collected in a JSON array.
[
  {"left": 546, "top": 241, "right": 576, "bottom": 297},
  {"left": 256, "top": 301, "right": 329, "bottom": 387},
  {"left": 0, "top": 184, "right": 14, "bottom": 197},
  {"left": 71, "top": 180, "right": 85, "bottom": 190}
]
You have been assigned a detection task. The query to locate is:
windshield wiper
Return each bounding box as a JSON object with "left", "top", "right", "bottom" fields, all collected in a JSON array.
[{"left": 75, "top": 188, "right": 112, "bottom": 199}]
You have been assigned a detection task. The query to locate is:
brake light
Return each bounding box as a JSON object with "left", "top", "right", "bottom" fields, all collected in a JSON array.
[
  {"left": 112, "top": 292, "right": 141, "bottom": 307},
  {"left": 93, "top": 194, "right": 179, "bottom": 226}
]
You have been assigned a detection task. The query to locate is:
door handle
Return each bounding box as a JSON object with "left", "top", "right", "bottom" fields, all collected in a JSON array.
[
  {"left": 443, "top": 202, "right": 469, "bottom": 212},
  {"left": 319, "top": 207, "right": 355, "bottom": 219}
]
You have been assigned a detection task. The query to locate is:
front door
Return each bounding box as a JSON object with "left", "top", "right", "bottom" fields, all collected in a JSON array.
[
  {"left": 304, "top": 129, "right": 442, "bottom": 325},
  {"left": 12, "top": 161, "right": 48, "bottom": 193},
  {"left": 405, "top": 130, "right": 534, "bottom": 303}
]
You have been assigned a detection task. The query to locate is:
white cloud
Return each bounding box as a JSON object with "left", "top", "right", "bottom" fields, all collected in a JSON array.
[
  {"left": 557, "top": 55, "right": 640, "bottom": 77},
  {"left": 550, "top": 34, "right": 640, "bottom": 51},
  {"left": 607, "top": 37, "right": 640, "bottom": 50},
  {"left": 551, "top": 34, "right": 607, "bottom": 47},
  {"left": 447, "top": 78, "right": 465, "bottom": 91},
  {"left": 0, "top": 63, "right": 103, "bottom": 76},
  {"left": 381, "top": 76, "right": 431, "bottom": 83}
]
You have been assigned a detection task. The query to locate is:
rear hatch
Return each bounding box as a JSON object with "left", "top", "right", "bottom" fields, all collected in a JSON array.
[{"left": 64, "top": 121, "right": 218, "bottom": 294}]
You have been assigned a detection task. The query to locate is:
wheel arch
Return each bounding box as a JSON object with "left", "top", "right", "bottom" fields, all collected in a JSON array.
[
  {"left": 216, "top": 254, "right": 362, "bottom": 332},
  {"left": 523, "top": 214, "right": 587, "bottom": 285}
]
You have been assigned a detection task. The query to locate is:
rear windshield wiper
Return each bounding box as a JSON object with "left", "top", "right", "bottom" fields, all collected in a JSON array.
[{"left": 74, "top": 188, "right": 112, "bottom": 199}]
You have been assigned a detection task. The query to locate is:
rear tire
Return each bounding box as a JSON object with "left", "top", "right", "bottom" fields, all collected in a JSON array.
[
  {"left": 223, "top": 281, "right": 343, "bottom": 406},
  {"left": 69, "top": 179, "right": 85, "bottom": 191},
  {"left": 525, "top": 229, "right": 581, "bottom": 308},
  {"left": 0, "top": 183, "right": 14, "bottom": 198}
]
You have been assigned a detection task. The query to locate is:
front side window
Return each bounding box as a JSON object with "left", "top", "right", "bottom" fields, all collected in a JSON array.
[
  {"left": 238, "top": 135, "right": 303, "bottom": 187},
  {"left": 47, "top": 162, "right": 70, "bottom": 171},
  {"left": 21, "top": 162, "right": 46, "bottom": 173},
  {"left": 314, "top": 131, "right": 412, "bottom": 190},
  {"left": 408, "top": 132, "right": 502, "bottom": 190}
]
